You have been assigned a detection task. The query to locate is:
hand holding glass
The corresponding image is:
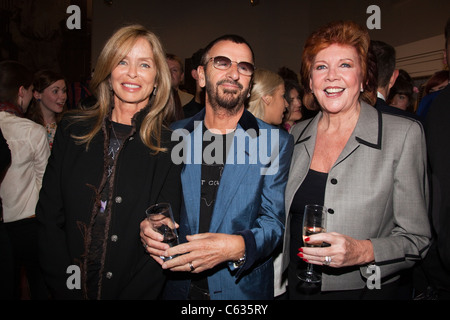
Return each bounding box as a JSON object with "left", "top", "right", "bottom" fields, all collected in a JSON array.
[
  {"left": 145, "top": 203, "right": 179, "bottom": 261},
  {"left": 297, "top": 204, "right": 327, "bottom": 284}
]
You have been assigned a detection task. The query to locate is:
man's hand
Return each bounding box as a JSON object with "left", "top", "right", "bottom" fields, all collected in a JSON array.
[{"left": 162, "top": 233, "right": 245, "bottom": 273}]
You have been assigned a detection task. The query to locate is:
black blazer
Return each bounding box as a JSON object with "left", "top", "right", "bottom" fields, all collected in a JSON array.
[
  {"left": 36, "top": 109, "right": 182, "bottom": 299},
  {"left": 425, "top": 85, "right": 450, "bottom": 270},
  {"left": 374, "top": 97, "right": 424, "bottom": 124}
]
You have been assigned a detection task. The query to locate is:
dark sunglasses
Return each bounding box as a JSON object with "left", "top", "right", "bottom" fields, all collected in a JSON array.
[{"left": 207, "top": 56, "right": 255, "bottom": 76}]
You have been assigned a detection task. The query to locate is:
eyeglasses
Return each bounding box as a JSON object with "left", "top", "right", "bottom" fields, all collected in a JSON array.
[{"left": 207, "top": 56, "right": 255, "bottom": 76}]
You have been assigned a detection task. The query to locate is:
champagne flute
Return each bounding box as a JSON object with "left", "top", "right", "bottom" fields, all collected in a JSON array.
[{"left": 297, "top": 204, "right": 327, "bottom": 285}]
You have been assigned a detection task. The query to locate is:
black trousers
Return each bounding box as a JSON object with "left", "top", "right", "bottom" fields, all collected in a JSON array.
[{"left": 1, "top": 217, "right": 49, "bottom": 299}]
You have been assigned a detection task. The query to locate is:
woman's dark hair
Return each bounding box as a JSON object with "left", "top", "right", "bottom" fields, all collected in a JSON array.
[
  {"left": 26, "top": 69, "right": 67, "bottom": 125},
  {"left": 0, "top": 60, "right": 33, "bottom": 107},
  {"left": 201, "top": 34, "right": 255, "bottom": 66}
]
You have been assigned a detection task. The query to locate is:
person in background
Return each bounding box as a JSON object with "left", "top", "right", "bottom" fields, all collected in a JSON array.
[
  {"left": 387, "top": 69, "right": 416, "bottom": 114},
  {"left": 416, "top": 70, "right": 449, "bottom": 119},
  {"left": 371, "top": 40, "right": 423, "bottom": 123},
  {"left": 26, "top": 70, "right": 67, "bottom": 149},
  {"left": 36, "top": 24, "right": 182, "bottom": 300},
  {"left": 0, "top": 60, "right": 50, "bottom": 299},
  {"left": 0, "top": 127, "right": 12, "bottom": 299},
  {"left": 247, "top": 68, "right": 288, "bottom": 126},
  {"left": 141, "top": 34, "right": 293, "bottom": 300},
  {"left": 182, "top": 48, "right": 205, "bottom": 119},
  {"left": 280, "top": 20, "right": 430, "bottom": 300},
  {"left": 282, "top": 80, "right": 304, "bottom": 132},
  {"left": 414, "top": 17, "right": 450, "bottom": 300},
  {"left": 167, "top": 53, "right": 194, "bottom": 107}
]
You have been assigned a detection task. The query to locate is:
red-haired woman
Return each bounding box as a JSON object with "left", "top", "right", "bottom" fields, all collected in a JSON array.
[{"left": 276, "top": 21, "right": 431, "bottom": 300}]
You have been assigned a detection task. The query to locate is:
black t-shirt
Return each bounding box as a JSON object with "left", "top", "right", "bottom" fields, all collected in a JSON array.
[{"left": 190, "top": 125, "right": 234, "bottom": 296}]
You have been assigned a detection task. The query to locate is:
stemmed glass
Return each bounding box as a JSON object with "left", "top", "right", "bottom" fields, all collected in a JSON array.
[
  {"left": 297, "top": 204, "right": 327, "bottom": 285},
  {"left": 145, "top": 203, "right": 179, "bottom": 261}
]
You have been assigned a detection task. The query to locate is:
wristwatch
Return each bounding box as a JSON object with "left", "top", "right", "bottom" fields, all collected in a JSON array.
[{"left": 233, "top": 254, "right": 246, "bottom": 268}]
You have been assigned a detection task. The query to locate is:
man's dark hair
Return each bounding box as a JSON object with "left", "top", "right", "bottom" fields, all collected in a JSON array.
[
  {"left": 201, "top": 34, "right": 255, "bottom": 66},
  {"left": 370, "top": 40, "right": 396, "bottom": 88},
  {"left": 190, "top": 48, "right": 205, "bottom": 70}
]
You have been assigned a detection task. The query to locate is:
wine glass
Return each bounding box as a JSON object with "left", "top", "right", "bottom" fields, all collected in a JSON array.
[
  {"left": 297, "top": 204, "right": 327, "bottom": 285},
  {"left": 145, "top": 203, "right": 179, "bottom": 261}
]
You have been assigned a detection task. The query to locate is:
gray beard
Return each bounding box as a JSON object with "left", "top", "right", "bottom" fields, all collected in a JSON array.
[{"left": 205, "top": 78, "right": 249, "bottom": 116}]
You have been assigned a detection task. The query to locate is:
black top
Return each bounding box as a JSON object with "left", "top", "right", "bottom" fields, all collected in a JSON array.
[
  {"left": 191, "top": 124, "right": 234, "bottom": 296},
  {"left": 289, "top": 169, "right": 328, "bottom": 264}
]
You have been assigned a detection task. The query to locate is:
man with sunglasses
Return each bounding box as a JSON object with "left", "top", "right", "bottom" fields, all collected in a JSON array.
[{"left": 141, "top": 34, "right": 293, "bottom": 300}]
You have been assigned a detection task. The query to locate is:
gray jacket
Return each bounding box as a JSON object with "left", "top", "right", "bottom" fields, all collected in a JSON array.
[{"left": 280, "top": 101, "right": 431, "bottom": 291}]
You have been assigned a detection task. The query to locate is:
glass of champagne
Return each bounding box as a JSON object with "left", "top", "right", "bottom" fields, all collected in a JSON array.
[
  {"left": 297, "top": 204, "right": 327, "bottom": 284},
  {"left": 145, "top": 203, "right": 179, "bottom": 261}
]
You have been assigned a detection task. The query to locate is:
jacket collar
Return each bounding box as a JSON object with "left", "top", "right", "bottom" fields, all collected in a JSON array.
[
  {"left": 183, "top": 107, "right": 260, "bottom": 137},
  {"left": 295, "top": 101, "right": 382, "bottom": 150}
]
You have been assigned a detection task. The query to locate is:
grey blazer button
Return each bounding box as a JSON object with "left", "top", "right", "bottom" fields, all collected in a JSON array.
[
  {"left": 115, "top": 196, "right": 122, "bottom": 203},
  {"left": 328, "top": 208, "right": 335, "bottom": 214},
  {"left": 111, "top": 235, "right": 118, "bottom": 242},
  {"left": 330, "top": 178, "right": 338, "bottom": 185},
  {"left": 106, "top": 272, "right": 113, "bottom": 279}
]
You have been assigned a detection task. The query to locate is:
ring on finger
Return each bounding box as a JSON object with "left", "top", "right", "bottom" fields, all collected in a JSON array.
[
  {"left": 189, "top": 262, "right": 195, "bottom": 272},
  {"left": 323, "top": 255, "right": 332, "bottom": 266}
]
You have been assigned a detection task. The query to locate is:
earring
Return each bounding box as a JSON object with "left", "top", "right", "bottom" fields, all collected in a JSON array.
[{"left": 153, "top": 86, "right": 157, "bottom": 96}]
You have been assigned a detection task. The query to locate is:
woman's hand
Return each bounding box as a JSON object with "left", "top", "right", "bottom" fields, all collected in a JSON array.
[
  {"left": 298, "top": 232, "right": 374, "bottom": 267},
  {"left": 140, "top": 218, "right": 171, "bottom": 265}
]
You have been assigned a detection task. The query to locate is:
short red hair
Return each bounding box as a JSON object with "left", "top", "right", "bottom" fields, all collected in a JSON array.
[{"left": 300, "top": 20, "right": 377, "bottom": 110}]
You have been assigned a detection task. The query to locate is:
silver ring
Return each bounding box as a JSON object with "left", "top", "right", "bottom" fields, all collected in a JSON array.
[
  {"left": 324, "top": 256, "right": 332, "bottom": 266},
  {"left": 143, "top": 243, "right": 148, "bottom": 249},
  {"left": 189, "top": 262, "right": 195, "bottom": 272}
]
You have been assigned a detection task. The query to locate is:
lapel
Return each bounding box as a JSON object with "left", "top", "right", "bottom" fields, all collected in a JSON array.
[
  {"left": 285, "top": 102, "right": 382, "bottom": 211},
  {"left": 179, "top": 109, "right": 260, "bottom": 234},
  {"left": 285, "top": 116, "right": 318, "bottom": 210},
  {"left": 209, "top": 124, "right": 258, "bottom": 233},
  {"left": 181, "top": 121, "right": 203, "bottom": 234},
  {"left": 335, "top": 101, "right": 382, "bottom": 167}
]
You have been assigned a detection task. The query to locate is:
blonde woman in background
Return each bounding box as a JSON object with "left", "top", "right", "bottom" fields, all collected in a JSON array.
[{"left": 247, "top": 68, "right": 288, "bottom": 126}]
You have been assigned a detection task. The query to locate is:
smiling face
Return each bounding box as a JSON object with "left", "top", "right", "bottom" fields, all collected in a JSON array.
[
  {"left": 199, "top": 40, "right": 253, "bottom": 114},
  {"left": 110, "top": 37, "right": 157, "bottom": 110},
  {"left": 34, "top": 79, "right": 67, "bottom": 117},
  {"left": 310, "top": 44, "right": 363, "bottom": 114}
]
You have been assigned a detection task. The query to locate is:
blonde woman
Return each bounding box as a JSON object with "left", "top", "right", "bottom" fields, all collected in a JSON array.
[
  {"left": 247, "top": 68, "right": 288, "bottom": 126},
  {"left": 36, "top": 24, "right": 182, "bottom": 299}
]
